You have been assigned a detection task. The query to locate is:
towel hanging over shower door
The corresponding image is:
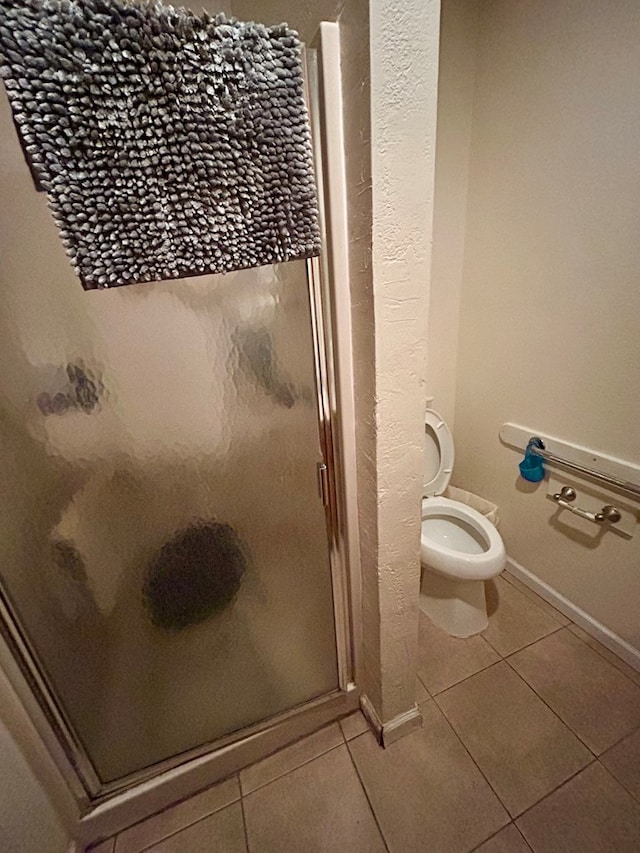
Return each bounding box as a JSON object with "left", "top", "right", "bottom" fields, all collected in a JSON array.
[{"left": 0, "top": 0, "right": 322, "bottom": 289}]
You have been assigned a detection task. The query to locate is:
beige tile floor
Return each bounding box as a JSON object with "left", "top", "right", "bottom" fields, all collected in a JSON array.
[{"left": 89, "top": 572, "right": 640, "bottom": 853}]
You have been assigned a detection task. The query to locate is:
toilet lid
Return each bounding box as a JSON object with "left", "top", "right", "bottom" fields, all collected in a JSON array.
[{"left": 424, "top": 408, "right": 454, "bottom": 496}]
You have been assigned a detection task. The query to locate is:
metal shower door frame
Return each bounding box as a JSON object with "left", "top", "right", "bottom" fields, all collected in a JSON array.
[{"left": 0, "top": 192, "right": 350, "bottom": 812}]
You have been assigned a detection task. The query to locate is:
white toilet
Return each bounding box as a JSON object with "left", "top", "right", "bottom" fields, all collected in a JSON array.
[{"left": 420, "top": 409, "right": 506, "bottom": 638}]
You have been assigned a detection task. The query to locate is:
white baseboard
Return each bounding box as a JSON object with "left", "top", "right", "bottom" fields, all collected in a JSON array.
[
  {"left": 360, "top": 694, "right": 423, "bottom": 747},
  {"left": 506, "top": 557, "right": 640, "bottom": 673}
]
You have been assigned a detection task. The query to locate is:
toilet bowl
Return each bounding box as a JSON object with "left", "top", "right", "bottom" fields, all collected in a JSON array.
[{"left": 419, "top": 409, "right": 506, "bottom": 638}]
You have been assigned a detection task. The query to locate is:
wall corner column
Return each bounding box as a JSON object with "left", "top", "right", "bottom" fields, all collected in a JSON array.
[{"left": 356, "top": 0, "right": 441, "bottom": 742}]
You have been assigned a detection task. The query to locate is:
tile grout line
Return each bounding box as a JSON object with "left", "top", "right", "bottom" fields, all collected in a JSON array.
[
  {"left": 240, "top": 741, "right": 343, "bottom": 797},
  {"left": 597, "top": 719, "right": 640, "bottom": 757},
  {"left": 481, "top": 591, "right": 640, "bottom": 748},
  {"left": 566, "top": 623, "right": 640, "bottom": 691},
  {"left": 513, "top": 758, "right": 599, "bottom": 828},
  {"left": 506, "top": 625, "right": 640, "bottom": 754},
  {"left": 513, "top": 823, "right": 535, "bottom": 851},
  {"left": 514, "top": 757, "right": 598, "bottom": 826},
  {"left": 237, "top": 720, "right": 347, "bottom": 797},
  {"left": 432, "top": 615, "right": 638, "bottom": 826},
  {"left": 492, "top": 583, "right": 640, "bottom": 716},
  {"left": 468, "top": 821, "right": 534, "bottom": 853},
  {"left": 476, "top": 631, "right": 504, "bottom": 660},
  {"left": 344, "top": 735, "right": 392, "bottom": 853},
  {"left": 434, "top": 662, "right": 602, "bottom": 823},
  {"left": 480, "top": 622, "right": 565, "bottom": 661},
  {"left": 506, "top": 616, "right": 640, "bottom": 752},
  {"left": 430, "top": 686, "right": 515, "bottom": 829},
  {"left": 420, "top": 589, "right": 565, "bottom": 697},
  {"left": 500, "top": 573, "right": 570, "bottom": 625},
  {"left": 416, "top": 672, "right": 432, "bottom": 700},
  {"left": 239, "top": 791, "right": 250, "bottom": 853},
  {"left": 501, "top": 654, "right": 598, "bottom": 758},
  {"left": 131, "top": 781, "right": 243, "bottom": 853},
  {"left": 338, "top": 716, "right": 361, "bottom": 744},
  {"left": 502, "top": 572, "right": 640, "bottom": 687},
  {"left": 426, "top": 657, "right": 502, "bottom": 699},
  {"left": 112, "top": 773, "right": 241, "bottom": 853},
  {"left": 595, "top": 756, "right": 640, "bottom": 809}
]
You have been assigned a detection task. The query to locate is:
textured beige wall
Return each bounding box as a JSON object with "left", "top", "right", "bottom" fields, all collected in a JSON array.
[
  {"left": 452, "top": 0, "right": 640, "bottom": 648},
  {"left": 232, "top": 0, "right": 343, "bottom": 42},
  {"left": 340, "top": 3, "right": 377, "bottom": 709},
  {"left": 428, "top": 0, "right": 479, "bottom": 427},
  {"left": 367, "top": 0, "right": 440, "bottom": 721}
]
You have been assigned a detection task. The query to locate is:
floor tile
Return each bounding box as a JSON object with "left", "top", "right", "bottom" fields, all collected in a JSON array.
[
  {"left": 509, "top": 629, "right": 640, "bottom": 754},
  {"left": 601, "top": 727, "right": 640, "bottom": 801},
  {"left": 516, "top": 763, "right": 640, "bottom": 852},
  {"left": 501, "top": 572, "right": 570, "bottom": 626},
  {"left": 482, "top": 576, "right": 562, "bottom": 656},
  {"left": 146, "top": 802, "right": 246, "bottom": 852},
  {"left": 239, "top": 722, "right": 342, "bottom": 795},
  {"left": 243, "top": 744, "right": 385, "bottom": 853},
  {"left": 349, "top": 700, "right": 509, "bottom": 852},
  {"left": 417, "top": 611, "right": 499, "bottom": 694},
  {"left": 474, "top": 823, "right": 531, "bottom": 853},
  {"left": 116, "top": 776, "right": 240, "bottom": 853},
  {"left": 436, "top": 661, "right": 592, "bottom": 817},
  {"left": 339, "top": 710, "right": 369, "bottom": 741},
  {"left": 567, "top": 623, "right": 640, "bottom": 687}
]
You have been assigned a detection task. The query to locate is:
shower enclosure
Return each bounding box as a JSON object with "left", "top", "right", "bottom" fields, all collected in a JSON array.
[{"left": 0, "top": 29, "right": 356, "bottom": 824}]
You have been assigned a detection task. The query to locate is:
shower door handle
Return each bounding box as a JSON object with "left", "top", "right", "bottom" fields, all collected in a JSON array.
[{"left": 316, "top": 462, "right": 329, "bottom": 506}]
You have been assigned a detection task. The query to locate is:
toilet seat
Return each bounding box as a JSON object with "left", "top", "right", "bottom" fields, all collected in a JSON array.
[
  {"left": 420, "top": 498, "right": 505, "bottom": 581},
  {"left": 423, "top": 409, "right": 454, "bottom": 497}
]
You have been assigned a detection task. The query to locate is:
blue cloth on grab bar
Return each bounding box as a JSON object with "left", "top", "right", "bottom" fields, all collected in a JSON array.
[{"left": 519, "top": 440, "right": 545, "bottom": 482}]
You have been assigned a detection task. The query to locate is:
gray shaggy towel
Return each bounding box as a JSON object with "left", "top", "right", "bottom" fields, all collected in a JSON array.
[{"left": 0, "top": 0, "right": 321, "bottom": 289}]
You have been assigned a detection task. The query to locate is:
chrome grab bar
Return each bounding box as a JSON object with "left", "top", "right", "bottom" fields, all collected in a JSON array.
[
  {"left": 529, "top": 437, "right": 640, "bottom": 499},
  {"left": 552, "top": 486, "right": 622, "bottom": 525}
]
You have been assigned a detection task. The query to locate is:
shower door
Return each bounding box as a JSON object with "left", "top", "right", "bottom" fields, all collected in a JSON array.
[{"left": 0, "top": 86, "right": 339, "bottom": 789}]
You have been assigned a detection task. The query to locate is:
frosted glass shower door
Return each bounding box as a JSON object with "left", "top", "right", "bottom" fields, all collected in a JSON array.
[{"left": 0, "top": 171, "right": 339, "bottom": 784}]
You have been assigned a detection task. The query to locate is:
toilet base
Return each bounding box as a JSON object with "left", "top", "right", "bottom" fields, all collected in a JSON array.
[{"left": 419, "top": 569, "right": 488, "bottom": 638}]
